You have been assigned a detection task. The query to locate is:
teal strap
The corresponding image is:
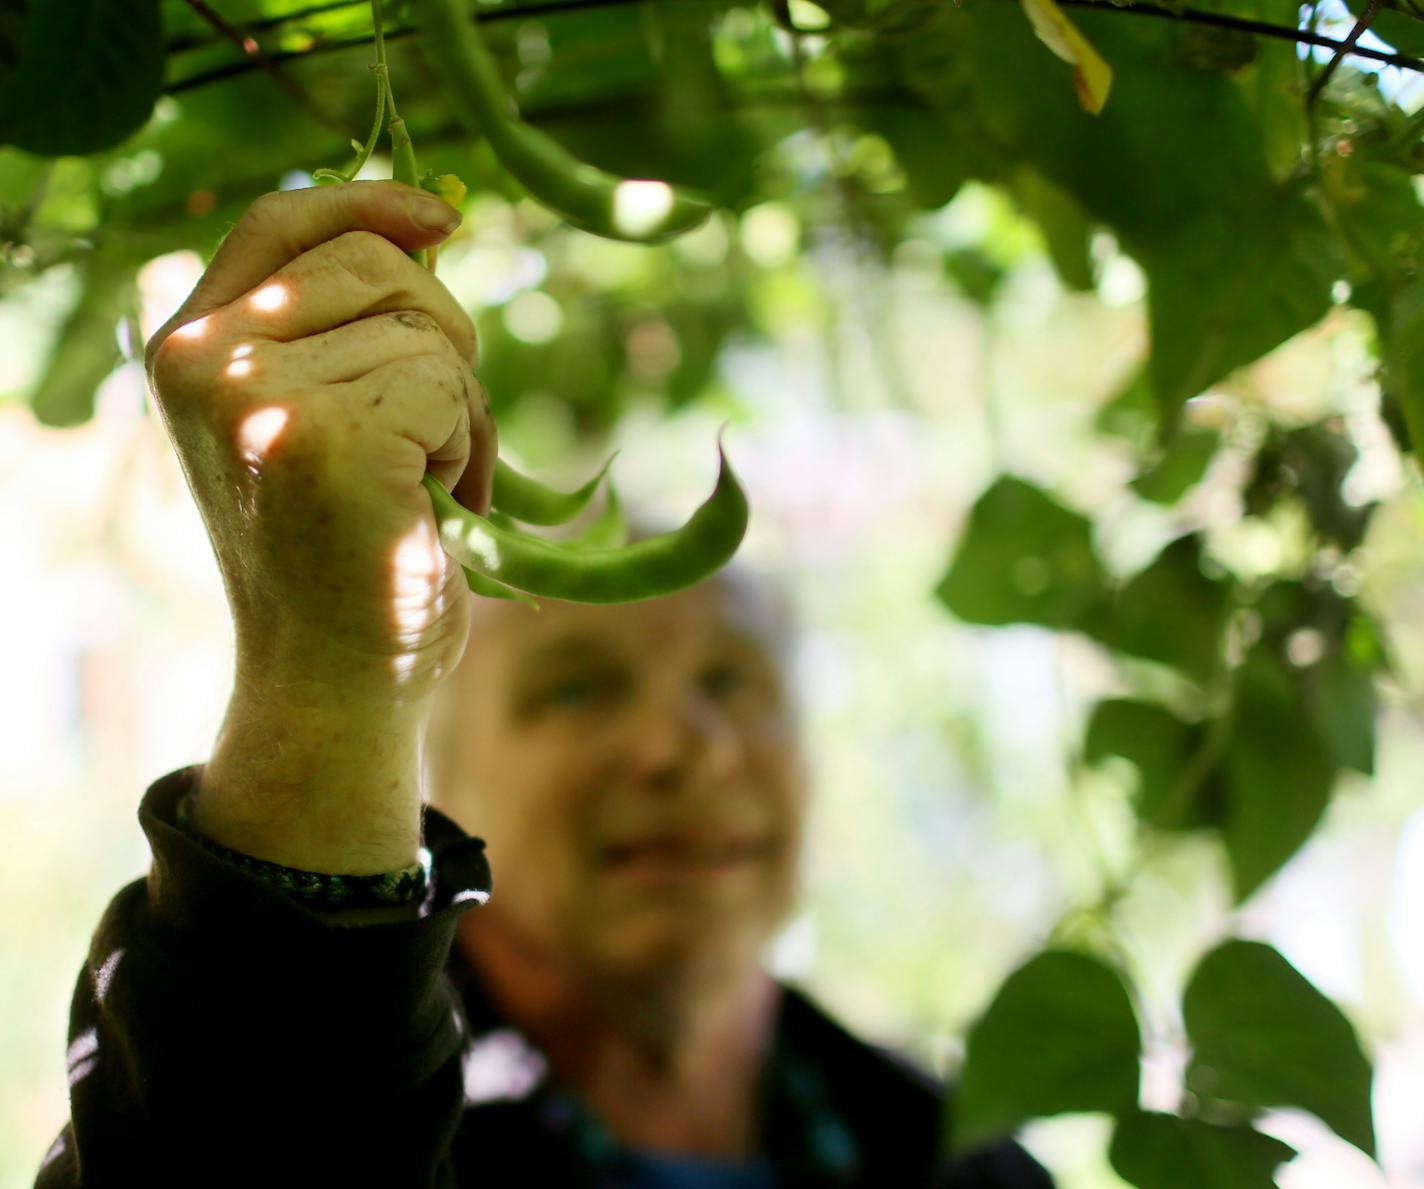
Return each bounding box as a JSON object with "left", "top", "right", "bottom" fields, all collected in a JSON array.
[{"left": 175, "top": 791, "right": 431, "bottom": 909}]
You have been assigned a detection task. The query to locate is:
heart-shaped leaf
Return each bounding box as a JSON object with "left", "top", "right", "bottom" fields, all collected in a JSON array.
[{"left": 1183, "top": 939, "right": 1375, "bottom": 1156}]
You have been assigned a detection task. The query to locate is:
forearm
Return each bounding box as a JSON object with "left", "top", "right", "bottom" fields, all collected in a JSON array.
[
  {"left": 41, "top": 765, "right": 487, "bottom": 1186},
  {"left": 195, "top": 677, "right": 434, "bottom": 876}
]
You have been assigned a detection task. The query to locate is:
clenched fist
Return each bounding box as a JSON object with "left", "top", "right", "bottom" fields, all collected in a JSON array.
[{"left": 145, "top": 180, "right": 495, "bottom": 705}]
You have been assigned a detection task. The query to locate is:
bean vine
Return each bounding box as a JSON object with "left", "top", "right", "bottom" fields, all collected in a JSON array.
[{"left": 314, "top": 0, "right": 747, "bottom": 607}]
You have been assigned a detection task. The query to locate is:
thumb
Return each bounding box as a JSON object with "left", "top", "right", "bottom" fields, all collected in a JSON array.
[{"left": 145, "top": 180, "right": 461, "bottom": 374}]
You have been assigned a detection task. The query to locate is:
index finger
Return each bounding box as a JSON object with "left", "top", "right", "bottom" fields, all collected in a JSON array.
[{"left": 145, "top": 180, "right": 462, "bottom": 374}]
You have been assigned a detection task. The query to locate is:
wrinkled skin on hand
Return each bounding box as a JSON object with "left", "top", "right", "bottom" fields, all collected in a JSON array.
[{"left": 144, "top": 180, "right": 495, "bottom": 704}]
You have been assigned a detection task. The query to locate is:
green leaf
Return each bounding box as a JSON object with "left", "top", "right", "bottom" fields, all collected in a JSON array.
[
  {"left": 1321, "top": 155, "right": 1424, "bottom": 281},
  {"left": 1010, "top": 166, "right": 1095, "bottom": 292},
  {"left": 935, "top": 477, "right": 1109, "bottom": 630},
  {"left": 1219, "top": 644, "right": 1337, "bottom": 901},
  {"left": 1243, "top": 580, "right": 1378, "bottom": 776},
  {"left": 1183, "top": 939, "right": 1376, "bottom": 1156},
  {"left": 896, "top": 2, "right": 1342, "bottom": 427},
  {"left": 1375, "top": 270, "right": 1424, "bottom": 459},
  {"left": 1141, "top": 189, "right": 1343, "bottom": 427},
  {"left": 1243, "top": 424, "right": 1374, "bottom": 550},
  {"left": 1129, "top": 428, "right": 1220, "bottom": 505},
  {"left": 1085, "top": 535, "right": 1234, "bottom": 685},
  {"left": 943, "top": 247, "right": 1007, "bottom": 307},
  {"left": 1095, "top": 365, "right": 1157, "bottom": 450},
  {"left": 1367, "top": 8, "right": 1424, "bottom": 59},
  {"left": 1309, "top": 648, "right": 1377, "bottom": 776},
  {"left": 950, "top": 950, "right": 1141, "bottom": 1149},
  {"left": 28, "top": 247, "right": 135, "bottom": 427},
  {"left": 1109, "top": 1111, "right": 1297, "bottom": 1189},
  {"left": 0, "top": 0, "right": 165, "bottom": 154},
  {"left": 1084, "top": 699, "right": 1223, "bottom": 831}
]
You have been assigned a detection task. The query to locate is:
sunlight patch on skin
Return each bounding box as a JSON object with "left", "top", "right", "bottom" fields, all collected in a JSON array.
[
  {"left": 235, "top": 407, "right": 289, "bottom": 471},
  {"left": 390, "top": 519, "right": 449, "bottom": 683},
  {"left": 138, "top": 250, "right": 205, "bottom": 345},
  {"left": 171, "top": 314, "right": 210, "bottom": 342},
  {"left": 612, "top": 180, "right": 675, "bottom": 238},
  {"left": 250, "top": 283, "right": 288, "bottom": 313}
]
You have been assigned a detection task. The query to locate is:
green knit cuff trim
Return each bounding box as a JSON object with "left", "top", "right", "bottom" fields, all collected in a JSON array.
[{"left": 175, "top": 791, "right": 431, "bottom": 908}]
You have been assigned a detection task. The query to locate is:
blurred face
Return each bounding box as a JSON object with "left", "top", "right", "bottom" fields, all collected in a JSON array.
[{"left": 430, "top": 571, "right": 808, "bottom": 986}]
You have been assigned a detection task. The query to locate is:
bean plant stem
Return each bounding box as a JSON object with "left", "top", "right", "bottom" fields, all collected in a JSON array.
[{"left": 167, "top": 0, "right": 1424, "bottom": 96}]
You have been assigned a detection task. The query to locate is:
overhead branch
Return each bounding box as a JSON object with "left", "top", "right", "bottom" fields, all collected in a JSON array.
[
  {"left": 178, "top": 0, "right": 349, "bottom": 130},
  {"left": 165, "top": 0, "right": 1424, "bottom": 98},
  {"left": 1306, "top": 0, "right": 1387, "bottom": 106}
]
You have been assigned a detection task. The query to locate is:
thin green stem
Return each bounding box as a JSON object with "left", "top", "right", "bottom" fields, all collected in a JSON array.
[{"left": 313, "top": 64, "right": 386, "bottom": 182}]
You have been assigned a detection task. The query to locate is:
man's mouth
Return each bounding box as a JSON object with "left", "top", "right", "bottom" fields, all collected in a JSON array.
[{"left": 600, "top": 835, "right": 769, "bottom": 875}]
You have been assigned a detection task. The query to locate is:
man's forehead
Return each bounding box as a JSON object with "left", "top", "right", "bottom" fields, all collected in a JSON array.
[{"left": 466, "top": 566, "right": 791, "bottom": 663}]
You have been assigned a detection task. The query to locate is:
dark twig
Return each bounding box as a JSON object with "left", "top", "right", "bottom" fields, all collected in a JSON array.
[
  {"left": 1058, "top": 0, "right": 1424, "bottom": 73},
  {"left": 166, "top": 0, "right": 1424, "bottom": 99},
  {"left": 1306, "top": 0, "right": 1386, "bottom": 107},
  {"left": 179, "top": 0, "right": 348, "bottom": 131}
]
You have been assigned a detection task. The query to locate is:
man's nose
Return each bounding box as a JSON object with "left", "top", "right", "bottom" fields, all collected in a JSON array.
[{"left": 624, "top": 686, "right": 741, "bottom": 793}]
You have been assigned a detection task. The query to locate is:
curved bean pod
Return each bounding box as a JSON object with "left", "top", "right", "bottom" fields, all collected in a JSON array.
[
  {"left": 421, "top": 433, "right": 747, "bottom": 603},
  {"left": 491, "top": 451, "right": 618, "bottom": 525},
  {"left": 412, "top": 0, "right": 713, "bottom": 242}
]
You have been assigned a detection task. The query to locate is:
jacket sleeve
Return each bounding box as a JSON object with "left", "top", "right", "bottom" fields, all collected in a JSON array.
[{"left": 34, "top": 765, "right": 492, "bottom": 1189}]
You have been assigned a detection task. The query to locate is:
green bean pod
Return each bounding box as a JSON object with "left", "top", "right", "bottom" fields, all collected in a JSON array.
[
  {"left": 566, "top": 479, "right": 627, "bottom": 550},
  {"left": 388, "top": 114, "right": 428, "bottom": 268},
  {"left": 422, "top": 434, "right": 747, "bottom": 603},
  {"left": 490, "top": 451, "right": 617, "bottom": 525},
  {"left": 411, "top": 0, "right": 714, "bottom": 242},
  {"left": 463, "top": 563, "right": 539, "bottom": 607}
]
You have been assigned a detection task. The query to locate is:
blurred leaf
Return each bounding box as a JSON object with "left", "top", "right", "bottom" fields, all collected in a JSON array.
[
  {"left": 1129, "top": 428, "right": 1219, "bottom": 504},
  {"left": 1367, "top": 8, "right": 1424, "bottom": 58},
  {"left": 28, "top": 247, "right": 135, "bottom": 427},
  {"left": 1095, "top": 364, "right": 1156, "bottom": 448},
  {"left": 1109, "top": 1111, "right": 1297, "bottom": 1189},
  {"left": 1010, "top": 166, "right": 1095, "bottom": 291},
  {"left": 1308, "top": 649, "right": 1376, "bottom": 775},
  {"left": 1183, "top": 939, "right": 1376, "bottom": 1156},
  {"left": 0, "top": 0, "right": 21, "bottom": 74},
  {"left": 862, "top": 107, "right": 969, "bottom": 210},
  {"left": 1249, "top": 579, "right": 1379, "bottom": 775},
  {"left": 1018, "top": 0, "right": 1113, "bottom": 114},
  {"left": 1219, "top": 644, "right": 1336, "bottom": 900},
  {"left": 1085, "top": 535, "right": 1234, "bottom": 685},
  {"left": 1084, "top": 699, "right": 1223, "bottom": 831},
  {"left": 951, "top": 950, "right": 1141, "bottom": 1149},
  {"left": 943, "top": 247, "right": 1007, "bottom": 306},
  {"left": 0, "top": 0, "right": 164, "bottom": 154},
  {"left": 899, "top": 2, "right": 1342, "bottom": 426},
  {"left": 935, "top": 477, "right": 1108, "bottom": 629},
  {"left": 1375, "top": 270, "right": 1424, "bottom": 459},
  {"left": 1243, "top": 423, "right": 1374, "bottom": 549},
  {"left": 1321, "top": 153, "right": 1424, "bottom": 279},
  {"left": 1141, "top": 189, "right": 1343, "bottom": 427}
]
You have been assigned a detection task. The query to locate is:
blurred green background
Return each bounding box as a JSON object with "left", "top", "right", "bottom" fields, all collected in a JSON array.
[{"left": 5, "top": 0, "right": 1424, "bottom": 1184}]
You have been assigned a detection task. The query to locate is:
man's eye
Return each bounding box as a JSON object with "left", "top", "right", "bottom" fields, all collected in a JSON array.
[
  {"left": 544, "top": 675, "right": 619, "bottom": 707},
  {"left": 701, "top": 664, "right": 746, "bottom": 697}
]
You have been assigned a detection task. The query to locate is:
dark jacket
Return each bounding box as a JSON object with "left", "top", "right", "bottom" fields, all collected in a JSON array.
[{"left": 35, "top": 766, "right": 1052, "bottom": 1189}]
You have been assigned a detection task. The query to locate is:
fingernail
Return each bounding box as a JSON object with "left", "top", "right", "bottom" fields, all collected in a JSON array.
[{"left": 408, "top": 195, "right": 462, "bottom": 233}]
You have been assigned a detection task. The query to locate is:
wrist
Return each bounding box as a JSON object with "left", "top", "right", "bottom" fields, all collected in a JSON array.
[{"left": 199, "top": 685, "right": 434, "bottom": 874}]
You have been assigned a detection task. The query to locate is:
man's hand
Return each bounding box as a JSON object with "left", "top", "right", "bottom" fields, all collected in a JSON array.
[{"left": 144, "top": 181, "right": 495, "bottom": 874}]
